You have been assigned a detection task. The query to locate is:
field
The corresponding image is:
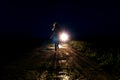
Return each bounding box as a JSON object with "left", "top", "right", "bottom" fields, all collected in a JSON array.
[{"left": 69, "top": 38, "right": 120, "bottom": 79}]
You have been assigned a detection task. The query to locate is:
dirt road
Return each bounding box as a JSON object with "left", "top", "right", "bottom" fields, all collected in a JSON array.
[{"left": 2, "top": 43, "right": 111, "bottom": 80}]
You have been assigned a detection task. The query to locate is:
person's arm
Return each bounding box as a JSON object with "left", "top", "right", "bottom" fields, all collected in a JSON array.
[
  {"left": 50, "top": 32, "right": 55, "bottom": 39},
  {"left": 52, "top": 26, "right": 55, "bottom": 31}
]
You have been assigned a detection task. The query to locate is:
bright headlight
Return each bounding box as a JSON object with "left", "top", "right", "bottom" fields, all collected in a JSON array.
[{"left": 59, "top": 32, "right": 69, "bottom": 42}]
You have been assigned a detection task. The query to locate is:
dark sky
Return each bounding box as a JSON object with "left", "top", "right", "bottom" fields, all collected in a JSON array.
[{"left": 0, "top": 0, "right": 120, "bottom": 38}]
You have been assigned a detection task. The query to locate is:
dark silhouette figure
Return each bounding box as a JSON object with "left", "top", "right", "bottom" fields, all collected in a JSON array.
[{"left": 50, "top": 22, "right": 62, "bottom": 51}]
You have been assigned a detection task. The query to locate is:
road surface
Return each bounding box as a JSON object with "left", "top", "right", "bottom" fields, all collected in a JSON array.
[{"left": 2, "top": 43, "right": 111, "bottom": 80}]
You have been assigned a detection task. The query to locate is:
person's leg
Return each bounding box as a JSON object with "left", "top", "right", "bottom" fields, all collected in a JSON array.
[
  {"left": 55, "top": 41, "right": 59, "bottom": 52},
  {"left": 55, "top": 42, "right": 57, "bottom": 51}
]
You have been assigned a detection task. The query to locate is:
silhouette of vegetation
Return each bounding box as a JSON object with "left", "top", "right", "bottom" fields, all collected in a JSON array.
[{"left": 69, "top": 40, "right": 120, "bottom": 79}]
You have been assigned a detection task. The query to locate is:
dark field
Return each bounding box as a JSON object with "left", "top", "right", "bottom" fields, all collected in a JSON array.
[{"left": 0, "top": 35, "right": 120, "bottom": 80}]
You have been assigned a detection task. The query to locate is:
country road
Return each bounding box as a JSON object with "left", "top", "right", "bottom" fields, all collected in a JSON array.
[
  {"left": 38, "top": 43, "right": 110, "bottom": 80},
  {"left": 2, "top": 43, "right": 111, "bottom": 80}
]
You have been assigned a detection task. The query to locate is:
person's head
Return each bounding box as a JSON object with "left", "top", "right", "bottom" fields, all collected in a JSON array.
[
  {"left": 53, "top": 22, "right": 58, "bottom": 27},
  {"left": 52, "top": 22, "right": 59, "bottom": 31}
]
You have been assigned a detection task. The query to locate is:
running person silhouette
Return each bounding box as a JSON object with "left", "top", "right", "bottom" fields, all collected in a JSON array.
[{"left": 50, "top": 22, "right": 62, "bottom": 51}]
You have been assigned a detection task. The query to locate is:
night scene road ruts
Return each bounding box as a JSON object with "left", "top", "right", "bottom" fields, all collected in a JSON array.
[{"left": 0, "top": 0, "right": 120, "bottom": 80}]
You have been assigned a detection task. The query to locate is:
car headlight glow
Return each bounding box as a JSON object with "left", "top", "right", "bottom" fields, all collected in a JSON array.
[{"left": 59, "top": 32, "right": 69, "bottom": 42}]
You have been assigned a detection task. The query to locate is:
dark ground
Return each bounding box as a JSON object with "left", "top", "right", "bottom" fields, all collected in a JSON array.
[
  {"left": 0, "top": 35, "right": 43, "bottom": 68},
  {"left": 0, "top": 35, "right": 120, "bottom": 79}
]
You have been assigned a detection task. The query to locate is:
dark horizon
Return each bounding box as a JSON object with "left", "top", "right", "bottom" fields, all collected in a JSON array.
[
  {"left": 1, "top": 0, "right": 120, "bottom": 60},
  {"left": 1, "top": 1, "right": 120, "bottom": 38}
]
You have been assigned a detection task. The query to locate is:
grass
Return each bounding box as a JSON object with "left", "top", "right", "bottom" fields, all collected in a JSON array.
[{"left": 69, "top": 40, "right": 120, "bottom": 79}]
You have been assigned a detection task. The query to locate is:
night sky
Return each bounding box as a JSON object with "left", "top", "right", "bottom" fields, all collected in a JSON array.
[{"left": 0, "top": 0, "right": 120, "bottom": 39}]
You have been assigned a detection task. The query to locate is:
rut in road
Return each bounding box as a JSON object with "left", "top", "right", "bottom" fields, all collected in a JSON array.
[
  {"left": 1, "top": 43, "right": 111, "bottom": 80},
  {"left": 39, "top": 44, "right": 110, "bottom": 80}
]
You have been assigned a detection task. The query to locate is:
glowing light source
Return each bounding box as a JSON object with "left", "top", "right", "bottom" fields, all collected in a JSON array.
[
  {"left": 59, "top": 44, "right": 63, "bottom": 48},
  {"left": 59, "top": 32, "right": 69, "bottom": 42},
  {"left": 63, "top": 75, "right": 70, "bottom": 80}
]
